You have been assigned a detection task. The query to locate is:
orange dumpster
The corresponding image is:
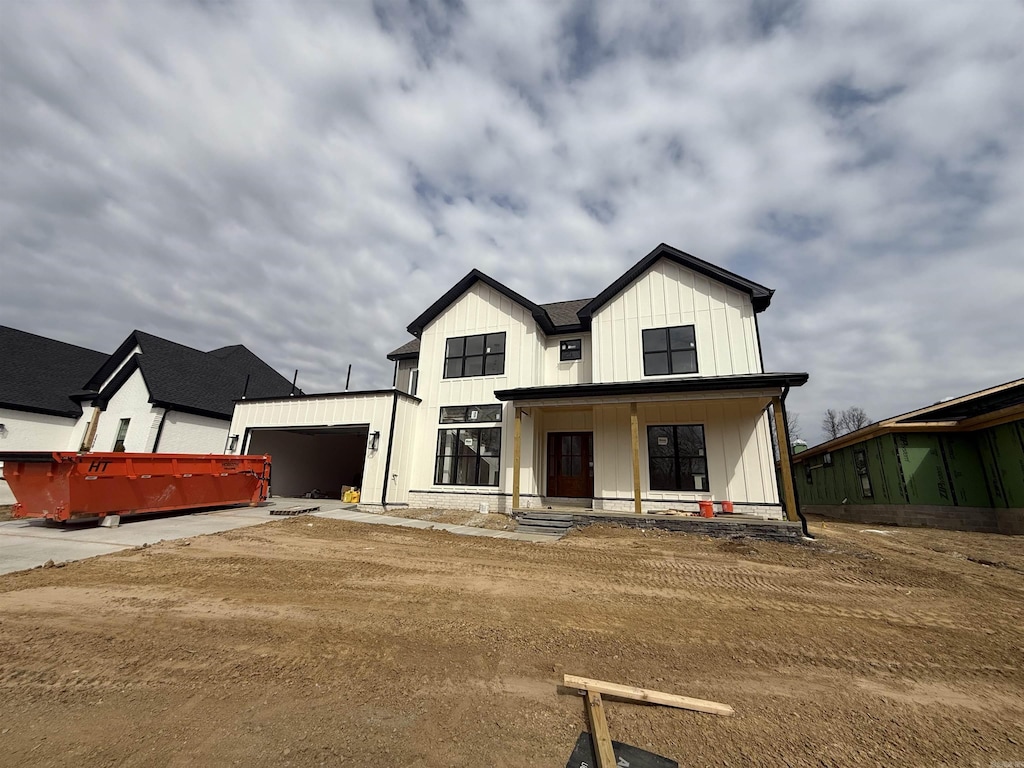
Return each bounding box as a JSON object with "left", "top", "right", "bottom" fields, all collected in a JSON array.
[{"left": 0, "top": 452, "right": 271, "bottom": 523}]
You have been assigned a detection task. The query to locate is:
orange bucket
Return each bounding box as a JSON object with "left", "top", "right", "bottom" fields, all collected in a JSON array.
[
  {"left": 698, "top": 500, "right": 714, "bottom": 518},
  {"left": 721, "top": 501, "right": 734, "bottom": 513}
]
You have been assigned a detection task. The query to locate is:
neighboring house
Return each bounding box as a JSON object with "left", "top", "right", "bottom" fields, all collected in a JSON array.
[
  {"left": 0, "top": 326, "right": 109, "bottom": 503},
  {"left": 228, "top": 243, "right": 808, "bottom": 517},
  {"left": 0, "top": 327, "right": 297, "bottom": 503},
  {"left": 792, "top": 378, "right": 1024, "bottom": 535}
]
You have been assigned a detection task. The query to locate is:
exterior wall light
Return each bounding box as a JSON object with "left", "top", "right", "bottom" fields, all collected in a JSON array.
[{"left": 368, "top": 430, "right": 380, "bottom": 451}]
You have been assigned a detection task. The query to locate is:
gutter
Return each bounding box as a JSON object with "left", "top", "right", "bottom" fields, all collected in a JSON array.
[
  {"left": 380, "top": 390, "right": 400, "bottom": 510},
  {"left": 780, "top": 385, "right": 813, "bottom": 539}
]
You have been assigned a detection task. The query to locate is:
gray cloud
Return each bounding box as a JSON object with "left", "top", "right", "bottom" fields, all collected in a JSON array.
[{"left": 2, "top": 0, "right": 1022, "bottom": 442}]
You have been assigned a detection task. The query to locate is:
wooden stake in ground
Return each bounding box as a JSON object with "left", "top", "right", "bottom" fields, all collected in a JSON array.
[
  {"left": 564, "top": 674, "right": 734, "bottom": 717},
  {"left": 584, "top": 690, "right": 617, "bottom": 768}
]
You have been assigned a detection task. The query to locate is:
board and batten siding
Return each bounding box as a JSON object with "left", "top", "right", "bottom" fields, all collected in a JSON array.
[
  {"left": 542, "top": 333, "right": 593, "bottom": 386},
  {"left": 408, "top": 282, "right": 543, "bottom": 494},
  {"left": 592, "top": 399, "right": 778, "bottom": 506},
  {"left": 591, "top": 258, "right": 762, "bottom": 383},
  {"left": 229, "top": 392, "right": 415, "bottom": 505}
]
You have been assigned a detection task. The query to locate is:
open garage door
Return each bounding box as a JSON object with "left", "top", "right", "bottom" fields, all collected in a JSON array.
[{"left": 245, "top": 425, "right": 368, "bottom": 500}]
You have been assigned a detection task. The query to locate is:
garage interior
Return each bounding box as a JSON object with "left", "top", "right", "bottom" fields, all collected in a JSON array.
[{"left": 245, "top": 426, "right": 369, "bottom": 499}]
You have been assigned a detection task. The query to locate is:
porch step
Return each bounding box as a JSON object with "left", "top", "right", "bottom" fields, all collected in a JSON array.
[{"left": 515, "top": 511, "right": 574, "bottom": 539}]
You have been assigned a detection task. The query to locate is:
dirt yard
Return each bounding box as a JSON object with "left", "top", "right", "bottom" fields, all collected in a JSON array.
[
  {"left": 1, "top": 515, "right": 1022, "bottom": 767},
  {"left": 385, "top": 506, "right": 516, "bottom": 530}
]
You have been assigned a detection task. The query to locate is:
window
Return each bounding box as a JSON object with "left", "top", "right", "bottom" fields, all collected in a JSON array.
[
  {"left": 805, "top": 465, "right": 813, "bottom": 484},
  {"left": 559, "top": 338, "right": 582, "bottom": 361},
  {"left": 226, "top": 435, "right": 239, "bottom": 452},
  {"left": 409, "top": 368, "right": 419, "bottom": 397},
  {"left": 435, "top": 427, "right": 501, "bottom": 486},
  {"left": 854, "top": 449, "right": 873, "bottom": 498},
  {"left": 113, "top": 418, "right": 130, "bottom": 452},
  {"left": 642, "top": 325, "right": 697, "bottom": 376},
  {"left": 647, "top": 425, "right": 707, "bottom": 491},
  {"left": 444, "top": 333, "right": 505, "bottom": 378},
  {"left": 439, "top": 404, "right": 502, "bottom": 424}
]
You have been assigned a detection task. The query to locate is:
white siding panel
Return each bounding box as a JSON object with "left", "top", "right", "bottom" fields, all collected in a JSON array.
[
  {"left": 90, "top": 369, "right": 166, "bottom": 453},
  {"left": 592, "top": 257, "right": 762, "bottom": 383}
]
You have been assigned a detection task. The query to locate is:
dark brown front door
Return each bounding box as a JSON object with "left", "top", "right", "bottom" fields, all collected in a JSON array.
[{"left": 547, "top": 432, "right": 594, "bottom": 498}]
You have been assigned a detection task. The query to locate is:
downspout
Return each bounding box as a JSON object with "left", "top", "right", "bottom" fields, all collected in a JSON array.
[
  {"left": 779, "top": 386, "right": 813, "bottom": 539},
  {"left": 380, "top": 390, "right": 400, "bottom": 511}
]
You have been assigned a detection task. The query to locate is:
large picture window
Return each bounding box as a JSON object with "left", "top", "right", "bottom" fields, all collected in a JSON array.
[
  {"left": 642, "top": 325, "right": 697, "bottom": 376},
  {"left": 444, "top": 333, "right": 506, "bottom": 378},
  {"left": 435, "top": 427, "right": 501, "bottom": 486},
  {"left": 647, "top": 425, "right": 707, "bottom": 491}
]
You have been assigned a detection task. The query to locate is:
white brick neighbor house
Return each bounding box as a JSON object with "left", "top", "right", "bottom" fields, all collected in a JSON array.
[
  {"left": 0, "top": 327, "right": 295, "bottom": 503},
  {"left": 228, "top": 244, "right": 808, "bottom": 518}
]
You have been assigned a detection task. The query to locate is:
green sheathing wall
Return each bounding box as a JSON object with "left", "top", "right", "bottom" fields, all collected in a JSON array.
[
  {"left": 941, "top": 434, "right": 992, "bottom": 507},
  {"left": 977, "top": 420, "right": 1024, "bottom": 508},
  {"left": 893, "top": 433, "right": 952, "bottom": 506},
  {"left": 795, "top": 428, "right": 1009, "bottom": 509},
  {"left": 795, "top": 435, "right": 906, "bottom": 506}
]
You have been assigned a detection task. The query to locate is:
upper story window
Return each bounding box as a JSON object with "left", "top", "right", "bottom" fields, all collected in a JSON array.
[
  {"left": 444, "top": 333, "right": 506, "bottom": 378},
  {"left": 642, "top": 325, "right": 697, "bottom": 376},
  {"left": 440, "top": 404, "right": 502, "bottom": 423},
  {"left": 409, "top": 368, "right": 419, "bottom": 397},
  {"left": 113, "top": 418, "right": 130, "bottom": 452},
  {"left": 559, "top": 339, "right": 582, "bottom": 361}
]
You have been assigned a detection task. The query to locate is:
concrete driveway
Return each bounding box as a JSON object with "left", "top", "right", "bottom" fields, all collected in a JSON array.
[{"left": 0, "top": 499, "right": 349, "bottom": 575}]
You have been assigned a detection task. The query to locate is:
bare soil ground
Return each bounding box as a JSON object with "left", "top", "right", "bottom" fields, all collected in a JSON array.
[
  {"left": 1, "top": 515, "right": 1022, "bottom": 767},
  {"left": 385, "top": 506, "right": 515, "bottom": 530}
]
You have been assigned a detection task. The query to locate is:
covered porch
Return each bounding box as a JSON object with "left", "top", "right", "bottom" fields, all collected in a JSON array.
[{"left": 495, "top": 373, "right": 807, "bottom": 520}]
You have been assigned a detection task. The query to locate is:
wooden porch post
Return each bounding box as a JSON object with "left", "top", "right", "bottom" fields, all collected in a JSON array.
[
  {"left": 772, "top": 396, "right": 798, "bottom": 522},
  {"left": 82, "top": 406, "right": 101, "bottom": 451},
  {"left": 629, "top": 402, "right": 642, "bottom": 515},
  {"left": 512, "top": 406, "right": 522, "bottom": 510}
]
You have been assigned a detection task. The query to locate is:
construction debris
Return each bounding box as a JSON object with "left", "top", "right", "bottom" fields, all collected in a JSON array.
[
  {"left": 269, "top": 504, "right": 321, "bottom": 516},
  {"left": 563, "top": 674, "right": 734, "bottom": 768}
]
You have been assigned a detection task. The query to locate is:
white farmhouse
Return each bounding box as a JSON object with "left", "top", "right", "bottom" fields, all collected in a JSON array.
[{"left": 228, "top": 244, "right": 808, "bottom": 519}]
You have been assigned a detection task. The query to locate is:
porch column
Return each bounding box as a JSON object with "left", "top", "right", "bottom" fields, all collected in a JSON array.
[
  {"left": 82, "top": 406, "right": 101, "bottom": 451},
  {"left": 772, "top": 396, "right": 798, "bottom": 522},
  {"left": 629, "top": 402, "right": 642, "bottom": 515},
  {"left": 512, "top": 406, "right": 522, "bottom": 510}
]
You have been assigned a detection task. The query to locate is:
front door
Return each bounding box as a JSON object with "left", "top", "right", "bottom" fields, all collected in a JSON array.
[{"left": 547, "top": 432, "right": 594, "bottom": 498}]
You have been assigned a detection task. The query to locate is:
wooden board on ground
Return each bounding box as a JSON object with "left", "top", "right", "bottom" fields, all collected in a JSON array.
[
  {"left": 564, "top": 674, "right": 734, "bottom": 717},
  {"left": 584, "top": 690, "right": 616, "bottom": 768},
  {"left": 564, "top": 732, "right": 678, "bottom": 768},
  {"left": 270, "top": 505, "right": 321, "bottom": 516}
]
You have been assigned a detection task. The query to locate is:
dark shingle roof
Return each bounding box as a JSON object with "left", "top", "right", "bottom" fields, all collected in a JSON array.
[
  {"left": 540, "top": 299, "right": 591, "bottom": 328},
  {"left": 0, "top": 326, "right": 109, "bottom": 418},
  {"left": 92, "top": 331, "right": 297, "bottom": 420},
  {"left": 386, "top": 298, "right": 593, "bottom": 361}
]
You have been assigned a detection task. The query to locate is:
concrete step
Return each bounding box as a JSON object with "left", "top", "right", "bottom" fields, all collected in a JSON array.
[{"left": 515, "top": 526, "right": 568, "bottom": 538}]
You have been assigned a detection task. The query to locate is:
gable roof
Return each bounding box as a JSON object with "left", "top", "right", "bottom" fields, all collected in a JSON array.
[
  {"left": 406, "top": 269, "right": 561, "bottom": 337},
  {"left": 0, "top": 326, "right": 109, "bottom": 418},
  {"left": 577, "top": 243, "right": 774, "bottom": 320},
  {"left": 90, "top": 331, "right": 298, "bottom": 420},
  {"left": 394, "top": 243, "right": 774, "bottom": 358},
  {"left": 389, "top": 298, "right": 593, "bottom": 361},
  {"left": 792, "top": 376, "right": 1024, "bottom": 462}
]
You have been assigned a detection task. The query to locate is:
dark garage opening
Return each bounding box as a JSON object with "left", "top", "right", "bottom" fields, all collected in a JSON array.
[{"left": 246, "top": 426, "right": 368, "bottom": 500}]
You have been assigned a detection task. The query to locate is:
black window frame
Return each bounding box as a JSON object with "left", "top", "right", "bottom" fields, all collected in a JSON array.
[
  {"left": 113, "top": 418, "right": 130, "bottom": 452},
  {"left": 642, "top": 325, "right": 698, "bottom": 376},
  {"left": 559, "top": 338, "right": 583, "bottom": 361},
  {"left": 443, "top": 332, "right": 506, "bottom": 379},
  {"left": 646, "top": 424, "right": 708, "bottom": 492},
  {"left": 853, "top": 448, "right": 873, "bottom": 498},
  {"left": 434, "top": 426, "right": 502, "bottom": 487},
  {"left": 439, "top": 404, "right": 503, "bottom": 424}
]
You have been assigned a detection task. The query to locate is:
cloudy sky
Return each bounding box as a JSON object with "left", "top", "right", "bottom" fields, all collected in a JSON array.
[{"left": 2, "top": 1, "right": 1022, "bottom": 443}]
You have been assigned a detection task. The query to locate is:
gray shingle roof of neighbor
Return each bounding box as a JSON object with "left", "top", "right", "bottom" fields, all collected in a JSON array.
[
  {"left": 89, "top": 331, "right": 299, "bottom": 420},
  {"left": 0, "top": 326, "right": 109, "bottom": 418}
]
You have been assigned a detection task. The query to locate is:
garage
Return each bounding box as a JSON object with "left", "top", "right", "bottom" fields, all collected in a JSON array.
[{"left": 245, "top": 425, "right": 369, "bottom": 500}]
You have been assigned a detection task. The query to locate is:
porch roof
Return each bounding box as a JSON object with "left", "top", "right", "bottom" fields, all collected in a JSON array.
[{"left": 494, "top": 372, "right": 808, "bottom": 404}]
